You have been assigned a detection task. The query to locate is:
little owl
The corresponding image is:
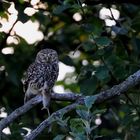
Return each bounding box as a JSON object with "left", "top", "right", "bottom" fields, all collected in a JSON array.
[{"left": 23, "top": 49, "right": 59, "bottom": 113}]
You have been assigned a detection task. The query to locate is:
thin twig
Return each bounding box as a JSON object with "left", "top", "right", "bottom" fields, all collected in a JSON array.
[
  {"left": 77, "top": 0, "right": 86, "bottom": 19},
  {"left": 109, "top": 7, "right": 122, "bottom": 27},
  {"left": 100, "top": 57, "right": 118, "bottom": 84},
  {"left": 0, "top": 19, "right": 18, "bottom": 50},
  {"left": 73, "top": 43, "right": 82, "bottom": 55}
]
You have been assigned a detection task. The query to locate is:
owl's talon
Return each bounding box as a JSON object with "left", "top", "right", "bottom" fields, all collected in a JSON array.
[
  {"left": 41, "top": 107, "right": 50, "bottom": 116},
  {"left": 41, "top": 107, "right": 47, "bottom": 110}
]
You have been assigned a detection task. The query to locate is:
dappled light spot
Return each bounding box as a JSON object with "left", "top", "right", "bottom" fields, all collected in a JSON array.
[
  {"left": 82, "top": 60, "right": 88, "bottom": 66},
  {"left": 73, "top": 12, "right": 82, "bottom": 22},
  {"left": 99, "top": 7, "right": 120, "bottom": 20},
  {"left": 99, "top": 7, "right": 120, "bottom": 26},
  {"left": 93, "top": 60, "right": 101, "bottom": 67},
  {"left": 69, "top": 50, "right": 81, "bottom": 59},
  {"left": 2, "top": 127, "right": 11, "bottom": 135},
  {"left": 95, "top": 117, "right": 102, "bottom": 125},
  {"left": 2, "top": 47, "right": 14, "bottom": 55},
  {"left": 0, "top": 3, "right": 17, "bottom": 33},
  {"left": 8, "top": 2, "right": 18, "bottom": 15},
  {"left": 21, "top": 127, "right": 31, "bottom": 136},
  {"left": 24, "top": 7, "right": 38, "bottom": 16},
  {"left": 92, "top": 71, "right": 96, "bottom": 76},
  {"left": 0, "top": 2, "right": 44, "bottom": 44},
  {"left": 117, "top": 126, "right": 123, "bottom": 133},
  {"left": 105, "top": 19, "right": 116, "bottom": 26},
  {"left": 65, "top": 78, "right": 72, "bottom": 85},
  {"left": 7, "top": 36, "right": 19, "bottom": 45},
  {"left": 13, "top": 20, "right": 44, "bottom": 44},
  {"left": 53, "top": 85, "right": 64, "bottom": 93},
  {"left": 0, "top": 107, "right": 7, "bottom": 118},
  {"left": 43, "top": 11, "right": 50, "bottom": 16},
  {"left": 65, "top": 76, "right": 77, "bottom": 85},
  {"left": 30, "top": 0, "right": 40, "bottom": 6},
  {"left": 58, "top": 62, "right": 75, "bottom": 81},
  {"left": 82, "top": 3, "right": 86, "bottom": 7},
  {"left": 0, "top": 15, "right": 17, "bottom": 33},
  {"left": 0, "top": 66, "right": 5, "bottom": 71},
  {"left": 0, "top": 107, "right": 11, "bottom": 134},
  {"left": 66, "top": 136, "right": 73, "bottom": 140}
]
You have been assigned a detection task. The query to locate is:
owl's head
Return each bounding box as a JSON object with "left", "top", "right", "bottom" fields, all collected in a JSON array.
[{"left": 35, "top": 49, "right": 58, "bottom": 63}]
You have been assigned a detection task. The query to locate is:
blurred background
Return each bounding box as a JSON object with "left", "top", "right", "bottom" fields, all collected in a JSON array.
[{"left": 0, "top": 0, "right": 140, "bottom": 139}]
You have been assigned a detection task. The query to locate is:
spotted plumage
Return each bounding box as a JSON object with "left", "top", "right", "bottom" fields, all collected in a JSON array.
[{"left": 23, "top": 49, "right": 59, "bottom": 112}]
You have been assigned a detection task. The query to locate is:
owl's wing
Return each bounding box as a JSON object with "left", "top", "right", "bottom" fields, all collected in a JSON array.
[
  {"left": 47, "top": 62, "right": 59, "bottom": 89},
  {"left": 23, "top": 62, "right": 59, "bottom": 93},
  {"left": 22, "top": 78, "right": 28, "bottom": 93},
  {"left": 22, "top": 63, "right": 36, "bottom": 92}
]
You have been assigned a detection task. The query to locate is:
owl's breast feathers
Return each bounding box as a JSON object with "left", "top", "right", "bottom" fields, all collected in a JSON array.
[{"left": 23, "top": 61, "right": 59, "bottom": 93}]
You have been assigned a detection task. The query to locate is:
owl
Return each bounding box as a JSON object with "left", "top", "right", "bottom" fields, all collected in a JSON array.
[{"left": 23, "top": 49, "right": 59, "bottom": 113}]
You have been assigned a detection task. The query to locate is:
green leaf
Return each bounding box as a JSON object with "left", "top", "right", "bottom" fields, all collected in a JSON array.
[
  {"left": 61, "top": 55, "right": 74, "bottom": 66},
  {"left": 75, "top": 136, "right": 87, "bottom": 140},
  {"left": 95, "top": 66, "right": 110, "bottom": 82},
  {"left": 84, "top": 95, "right": 97, "bottom": 109},
  {"left": 82, "top": 41, "right": 96, "bottom": 52},
  {"left": 70, "top": 118, "right": 85, "bottom": 134},
  {"left": 112, "top": 26, "right": 128, "bottom": 35},
  {"left": 19, "top": 12, "right": 30, "bottom": 23},
  {"left": 53, "top": 4, "right": 71, "bottom": 15},
  {"left": 18, "top": 0, "right": 24, "bottom": 4},
  {"left": 82, "top": 18, "right": 103, "bottom": 36},
  {"left": 55, "top": 116, "right": 70, "bottom": 128},
  {"left": 132, "top": 23, "right": 140, "bottom": 32},
  {"left": 76, "top": 109, "right": 90, "bottom": 120},
  {"left": 15, "top": 4, "right": 30, "bottom": 23},
  {"left": 53, "top": 135, "right": 65, "bottom": 140},
  {"left": 69, "top": 133, "right": 87, "bottom": 140},
  {"left": 93, "top": 109, "right": 107, "bottom": 115},
  {"left": 80, "top": 77, "right": 98, "bottom": 95},
  {"left": 131, "top": 38, "right": 140, "bottom": 54},
  {"left": 95, "top": 37, "right": 112, "bottom": 47}
]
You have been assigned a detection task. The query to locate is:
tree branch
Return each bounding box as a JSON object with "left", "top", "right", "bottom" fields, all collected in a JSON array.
[
  {"left": 0, "top": 93, "right": 81, "bottom": 131},
  {"left": 0, "top": 95, "right": 42, "bottom": 131},
  {"left": 95, "top": 70, "right": 140, "bottom": 103},
  {"left": 25, "top": 70, "right": 140, "bottom": 139},
  {"left": 1, "top": 70, "right": 140, "bottom": 138},
  {"left": 24, "top": 102, "right": 79, "bottom": 140}
]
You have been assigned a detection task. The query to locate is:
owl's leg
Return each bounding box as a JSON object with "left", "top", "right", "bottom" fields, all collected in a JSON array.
[
  {"left": 41, "top": 92, "right": 51, "bottom": 116},
  {"left": 24, "top": 93, "right": 28, "bottom": 103},
  {"left": 40, "top": 82, "right": 51, "bottom": 116},
  {"left": 24, "top": 87, "right": 32, "bottom": 103}
]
